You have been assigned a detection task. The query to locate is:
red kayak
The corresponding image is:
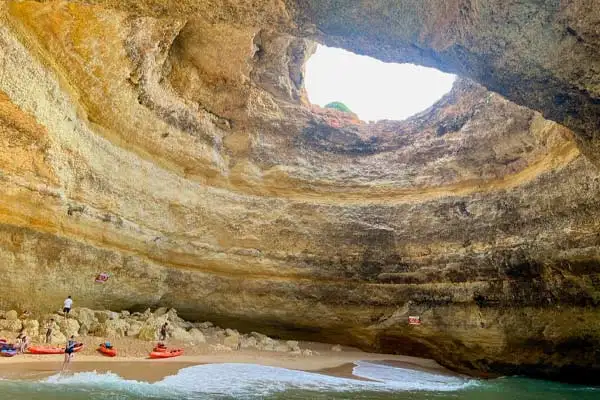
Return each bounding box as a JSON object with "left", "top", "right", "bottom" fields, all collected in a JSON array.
[
  {"left": 149, "top": 349, "right": 183, "bottom": 359},
  {"left": 28, "top": 343, "right": 84, "bottom": 354},
  {"left": 98, "top": 344, "right": 117, "bottom": 357},
  {"left": 153, "top": 345, "right": 167, "bottom": 353}
]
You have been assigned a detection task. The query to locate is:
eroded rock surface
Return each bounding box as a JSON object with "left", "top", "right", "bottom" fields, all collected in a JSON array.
[{"left": 0, "top": 0, "right": 598, "bottom": 383}]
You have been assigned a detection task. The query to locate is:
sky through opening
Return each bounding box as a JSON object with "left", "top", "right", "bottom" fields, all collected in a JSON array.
[{"left": 305, "top": 45, "right": 456, "bottom": 122}]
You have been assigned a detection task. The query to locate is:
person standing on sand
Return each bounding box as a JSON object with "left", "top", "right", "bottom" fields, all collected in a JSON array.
[
  {"left": 45, "top": 319, "right": 54, "bottom": 344},
  {"left": 63, "top": 296, "right": 73, "bottom": 317},
  {"left": 159, "top": 322, "right": 168, "bottom": 342},
  {"left": 62, "top": 336, "right": 77, "bottom": 372},
  {"left": 20, "top": 333, "right": 29, "bottom": 354}
]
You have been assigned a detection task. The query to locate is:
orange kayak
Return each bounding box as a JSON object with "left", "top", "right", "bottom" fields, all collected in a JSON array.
[
  {"left": 29, "top": 343, "right": 84, "bottom": 354},
  {"left": 149, "top": 349, "right": 183, "bottom": 359},
  {"left": 98, "top": 344, "right": 117, "bottom": 357}
]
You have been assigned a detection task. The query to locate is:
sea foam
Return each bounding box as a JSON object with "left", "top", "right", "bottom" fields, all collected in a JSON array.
[{"left": 39, "top": 361, "right": 477, "bottom": 398}]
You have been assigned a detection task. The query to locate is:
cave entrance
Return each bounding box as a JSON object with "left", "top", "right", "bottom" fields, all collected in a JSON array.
[{"left": 304, "top": 45, "right": 456, "bottom": 122}]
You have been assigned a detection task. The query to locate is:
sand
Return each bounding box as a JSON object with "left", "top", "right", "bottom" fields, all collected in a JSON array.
[
  {"left": 0, "top": 351, "right": 456, "bottom": 383},
  {"left": 0, "top": 334, "right": 458, "bottom": 382}
]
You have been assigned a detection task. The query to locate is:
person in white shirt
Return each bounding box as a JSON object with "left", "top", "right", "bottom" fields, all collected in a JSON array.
[{"left": 63, "top": 296, "right": 73, "bottom": 316}]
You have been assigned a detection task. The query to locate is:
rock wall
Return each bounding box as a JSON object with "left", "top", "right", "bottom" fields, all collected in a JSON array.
[{"left": 0, "top": 0, "right": 598, "bottom": 383}]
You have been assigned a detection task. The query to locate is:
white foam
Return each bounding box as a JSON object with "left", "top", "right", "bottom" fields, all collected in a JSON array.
[
  {"left": 38, "top": 361, "right": 477, "bottom": 398},
  {"left": 353, "top": 360, "right": 477, "bottom": 391}
]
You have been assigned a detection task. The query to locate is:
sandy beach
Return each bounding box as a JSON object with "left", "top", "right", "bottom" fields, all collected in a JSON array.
[{"left": 0, "top": 344, "right": 455, "bottom": 383}]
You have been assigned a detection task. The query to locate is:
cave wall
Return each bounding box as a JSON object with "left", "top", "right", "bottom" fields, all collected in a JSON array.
[{"left": 0, "top": 0, "right": 598, "bottom": 382}]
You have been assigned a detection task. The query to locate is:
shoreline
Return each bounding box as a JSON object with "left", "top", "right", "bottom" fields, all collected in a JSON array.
[{"left": 0, "top": 351, "right": 459, "bottom": 383}]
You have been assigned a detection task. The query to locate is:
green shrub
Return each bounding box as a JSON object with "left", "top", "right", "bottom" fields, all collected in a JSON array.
[{"left": 324, "top": 101, "right": 353, "bottom": 114}]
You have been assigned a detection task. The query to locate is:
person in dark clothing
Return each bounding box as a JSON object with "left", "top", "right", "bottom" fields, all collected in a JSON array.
[
  {"left": 62, "top": 336, "right": 77, "bottom": 371},
  {"left": 159, "top": 322, "right": 168, "bottom": 341},
  {"left": 45, "top": 319, "right": 54, "bottom": 344}
]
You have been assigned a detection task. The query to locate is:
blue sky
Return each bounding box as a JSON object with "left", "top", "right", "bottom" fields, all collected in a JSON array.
[{"left": 304, "top": 45, "right": 456, "bottom": 122}]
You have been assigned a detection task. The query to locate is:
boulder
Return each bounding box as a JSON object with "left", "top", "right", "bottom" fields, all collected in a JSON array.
[
  {"left": 223, "top": 332, "right": 240, "bottom": 349},
  {"left": 170, "top": 327, "right": 193, "bottom": 342},
  {"left": 60, "top": 318, "right": 80, "bottom": 337},
  {"left": 275, "top": 344, "right": 290, "bottom": 352},
  {"left": 210, "top": 344, "right": 232, "bottom": 352},
  {"left": 207, "top": 328, "right": 225, "bottom": 341},
  {"left": 0, "top": 319, "right": 22, "bottom": 332},
  {"left": 94, "top": 310, "right": 112, "bottom": 323},
  {"left": 225, "top": 328, "right": 239, "bottom": 337},
  {"left": 240, "top": 336, "right": 258, "bottom": 349},
  {"left": 249, "top": 331, "right": 279, "bottom": 351},
  {"left": 250, "top": 332, "right": 269, "bottom": 342},
  {"left": 49, "top": 330, "right": 66, "bottom": 344},
  {"left": 22, "top": 319, "right": 39, "bottom": 337},
  {"left": 188, "top": 329, "right": 206, "bottom": 344},
  {"left": 121, "top": 310, "right": 130, "bottom": 318},
  {"left": 137, "top": 315, "right": 167, "bottom": 341},
  {"left": 166, "top": 309, "right": 190, "bottom": 328},
  {"left": 286, "top": 340, "right": 300, "bottom": 352},
  {"left": 5, "top": 310, "right": 18, "bottom": 321},
  {"left": 301, "top": 349, "right": 314, "bottom": 356},
  {"left": 331, "top": 344, "right": 343, "bottom": 352},
  {"left": 140, "top": 308, "right": 152, "bottom": 320},
  {"left": 75, "top": 308, "right": 98, "bottom": 335},
  {"left": 127, "top": 320, "right": 143, "bottom": 337},
  {"left": 195, "top": 321, "right": 213, "bottom": 329},
  {"left": 138, "top": 324, "right": 157, "bottom": 341},
  {"left": 153, "top": 307, "right": 168, "bottom": 317},
  {"left": 94, "top": 319, "right": 129, "bottom": 337},
  {"left": 251, "top": 333, "right": 278, "bottom": 351}
]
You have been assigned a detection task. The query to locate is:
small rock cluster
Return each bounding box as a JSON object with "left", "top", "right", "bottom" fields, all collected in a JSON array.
[{"left": 0, "top": 308, "right": 317, "bottom": 354}]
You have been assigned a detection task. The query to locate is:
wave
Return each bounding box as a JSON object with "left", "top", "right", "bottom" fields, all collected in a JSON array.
[
  {"left": 36, "top": 361, "right": 477, "bottom": 398},
  {"left": 353, "top": 360, "right": 477, "bottom": 391}
]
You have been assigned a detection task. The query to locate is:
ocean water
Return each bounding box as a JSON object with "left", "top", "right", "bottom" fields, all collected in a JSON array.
[{"left": 0, "top": 361, "right": 596, "bottom": 399}]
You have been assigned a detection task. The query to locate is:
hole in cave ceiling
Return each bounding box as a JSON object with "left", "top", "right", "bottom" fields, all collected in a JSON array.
[{"left": 304, "top": 45, "right": 456, "bottom": 122}]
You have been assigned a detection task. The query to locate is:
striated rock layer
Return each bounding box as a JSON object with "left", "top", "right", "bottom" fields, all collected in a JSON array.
[{"left": 0, "top": 0, "right": 598, "bottom": 383}]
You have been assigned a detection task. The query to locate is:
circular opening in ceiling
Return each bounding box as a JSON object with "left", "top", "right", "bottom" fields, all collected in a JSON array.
[{"left": 305, "top": 45, "right": 456, "bottom": 122}]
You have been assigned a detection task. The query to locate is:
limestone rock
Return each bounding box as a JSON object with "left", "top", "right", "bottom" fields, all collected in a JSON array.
[
  {"left": 188, "top": 329, "right": 206, "bottom": 344},
  {"left": 0, "top": 319, "right": 22, "bottom": 332},
  {"left": 275, "top": 344, "right": 290, "bottom": 352},
  {"left": 331, "top": 344, "right": 342, "bottom": 352},
  {"left": 0, "top": 0, "right": 599, "bottom": 384},
  {"left": 60, "top": 319, "right": 80, "bottom": 338},
  {"left": 94, "top": 311, "right": 112, "bottom": 323},
  {"left": 286, "top": 341, "right": 300, "bottom": 352},
  {"left": 127, "top": 321, "right": 143, "bottom": 337},
  {"left": 49, "top": 330, "right": 67, "bottom": 345},
  {"left": 210, "top": 344, "right": 233, "bottom": 352},
  {"left": 250, "top": 333, "right": 278, "bottom": 351},
  {"left": 153, "top": 307, "right": 168, "bottom": 318},
  {"left": 5, "top": 310, "right": 18, "bottom": 321},
  {"left": 240, "top": 336, "right": 258, "bottom": 349},
  {"left": 22, "top": 319, "right": 39, "bottom": 337},
  {"left": 75, "top": 308, "right": 98, "bottom": 335},
  {"left": 94, "top": 318, "right": 129, "bottom": 338},
  {"left": 223, "top": 332, "right": 240, "bottom": 349},
  {"left": 137, "top": 316, "right": 167, "bottom": 341},
  {"left": 170, "top": 327, "right": 193, "bottom": 342}
]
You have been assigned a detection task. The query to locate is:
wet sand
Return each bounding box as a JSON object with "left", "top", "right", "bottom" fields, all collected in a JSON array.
[{"left": 0, "top": 350, "right": 457, "bottom": 383}]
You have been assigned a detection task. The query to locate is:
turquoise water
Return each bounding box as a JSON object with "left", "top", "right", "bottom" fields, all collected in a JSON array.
[{"left": 0, "top": 361, "right": 596, "bottom": 399}]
